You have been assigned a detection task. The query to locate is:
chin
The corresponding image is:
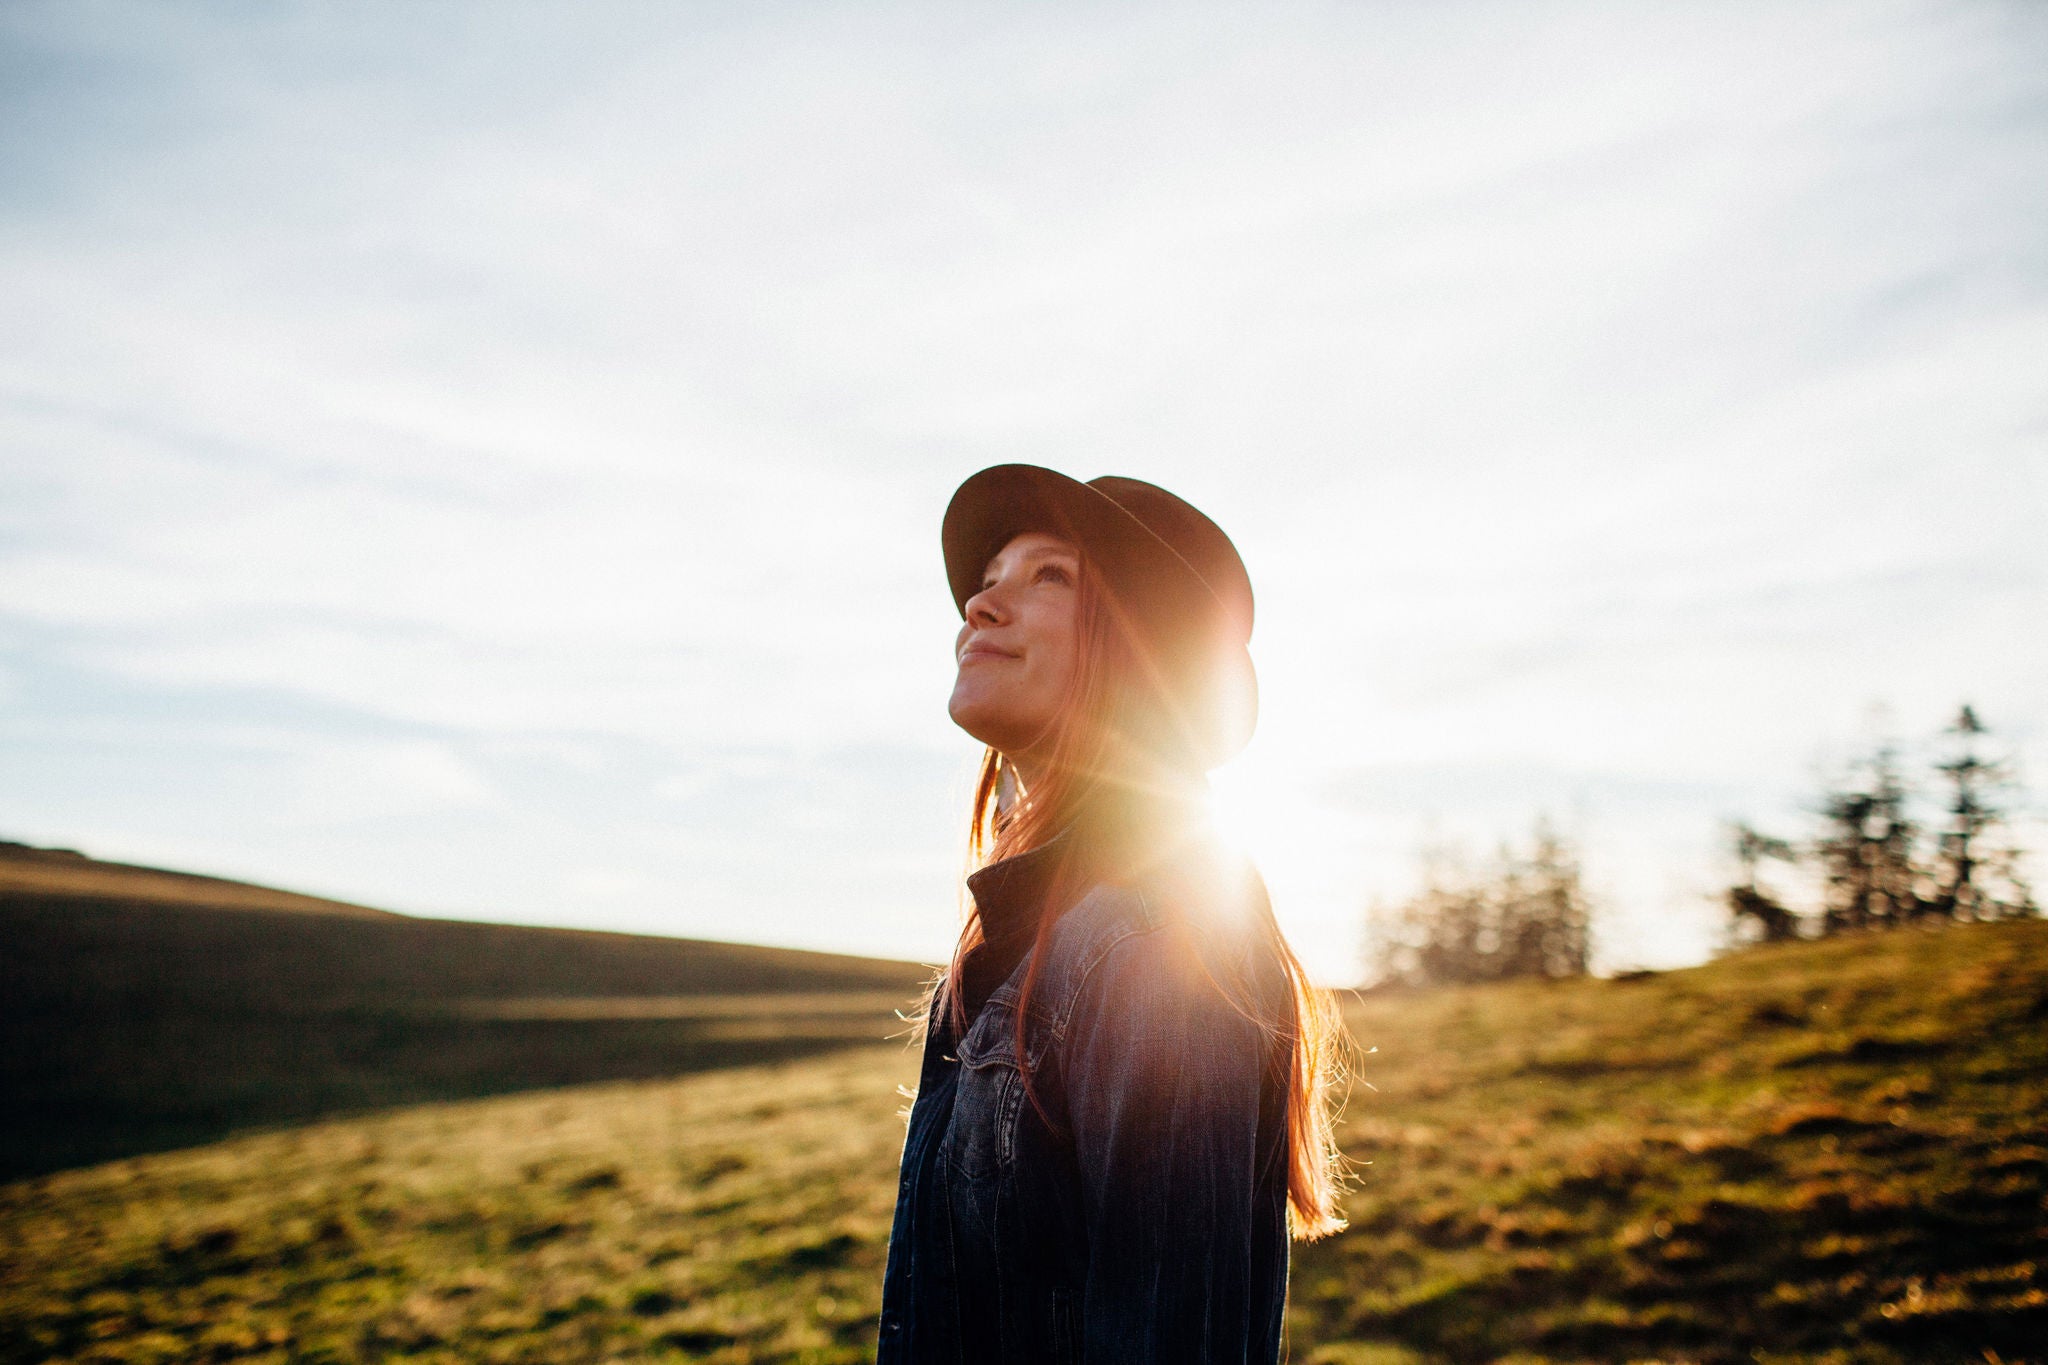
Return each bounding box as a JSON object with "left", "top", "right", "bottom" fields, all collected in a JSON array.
[
  {"left": 949, "top": 689, "right": 1040, "bottom": 756},
  {"left": 947, "top": 696, "right": 1002, "bottom": 751}
]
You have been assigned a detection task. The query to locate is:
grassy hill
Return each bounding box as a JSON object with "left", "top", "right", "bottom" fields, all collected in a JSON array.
[
  {"left": 1295, "top": 918, "right": 2048, "bottom": 1364},
  {"left": 0, "top": 843, "right": 930, "bottom": 1180},
  {"left": 0, "top": 841, "right": 401, "bottom": 919},
  {"left": 3, "top": 918, "right": 2044, "bottom": 1363}
]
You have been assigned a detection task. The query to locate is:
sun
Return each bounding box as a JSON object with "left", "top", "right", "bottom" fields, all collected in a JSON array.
[
  {"left": 1206, "top": 752, "right": 1313, "bottom": 878},
  {"left": 1204, "top": 753, "right": 1362, "bottom": 983}
]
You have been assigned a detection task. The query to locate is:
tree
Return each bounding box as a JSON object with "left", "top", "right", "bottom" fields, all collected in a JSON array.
[
  {"left": 1383, "top": 865, "right": 1490, "bottom": 988},
  {"left": 1499, "top": 821, "right": 1592, "bottom": 979},
  {"left": 1719, "top": 703, "right": 2039, "bottom": 948},
  {"left": 1725, "top": 820, "right": 1800, "bottom": 943},
  {"left": 1812, "top": 741, "right": 1926, "bottom": 933},
  {"left": 1929, "top": 704, "right": 2037, "bottom": 922},
  {"left": 1368, "top": 820, "right": 1593, "bottom": 987}
]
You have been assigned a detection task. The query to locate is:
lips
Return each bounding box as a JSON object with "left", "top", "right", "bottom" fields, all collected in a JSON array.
[{"left": 957, "top": 640, "right": 1019, "bottom": 665}]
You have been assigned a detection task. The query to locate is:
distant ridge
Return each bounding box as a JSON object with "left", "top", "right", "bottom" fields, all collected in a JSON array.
[
  {"left": 0, "top": 837, "right": 926, "bottom": 999},
  {"left": 0, "top": 839, "right": 931, "bottom": 1178},
  {"left": 0, "top": 839, "right": 400, "bottom": 919}
]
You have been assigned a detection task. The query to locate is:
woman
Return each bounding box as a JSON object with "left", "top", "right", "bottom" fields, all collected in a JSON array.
[{"left": 877, "top": 465, "right": 1346, "bottom": 1364}]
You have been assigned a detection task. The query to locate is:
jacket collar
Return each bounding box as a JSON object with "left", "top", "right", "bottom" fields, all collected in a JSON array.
[{"left": 959, "top": 833, "right": 1072, "bottom": 1015}]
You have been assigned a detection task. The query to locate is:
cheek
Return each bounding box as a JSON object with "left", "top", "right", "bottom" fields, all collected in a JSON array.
[
  {"left": 1025, "top": 619, "right": 1081, "bottom": 711},
  {"left": 1041, "top": 622, "right": 1081, "bottom": 690}
]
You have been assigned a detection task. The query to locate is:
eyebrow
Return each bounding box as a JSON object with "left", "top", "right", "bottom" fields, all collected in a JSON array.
[{"left": 985, "top": 544, "right": 1081, "bottom": 576}]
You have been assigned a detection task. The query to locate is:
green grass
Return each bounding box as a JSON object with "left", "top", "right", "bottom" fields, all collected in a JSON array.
[
  {"left": 4, "top": 919, "right": 2045, "bottom": 1363},
  {"left": 1300, "top": 917, "right": 2048, "bottom": 1364},
  {"left": 0, "top": 1050, "right": 911, "bottom": 1365}
]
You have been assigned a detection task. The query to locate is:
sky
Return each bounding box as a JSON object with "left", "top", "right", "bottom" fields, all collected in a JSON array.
[{"left": 2, "top": 0, "right": 2044, "bottom": 983}]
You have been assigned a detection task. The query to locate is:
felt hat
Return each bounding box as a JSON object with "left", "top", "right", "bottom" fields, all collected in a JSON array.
[{"left": 941, "top": 463, "right": 1257, "bottom": 769}]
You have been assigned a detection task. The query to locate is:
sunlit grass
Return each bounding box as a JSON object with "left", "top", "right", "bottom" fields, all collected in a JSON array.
[
  {"left": 5, "top": 919, "right": 2044, "bottom": 1363},
  {"left": 1301, "top": 918, "right": 2048, "bottom": 1363},
  {"left": 1, "top": 1049, "right": 915, "bottom": 1365}
]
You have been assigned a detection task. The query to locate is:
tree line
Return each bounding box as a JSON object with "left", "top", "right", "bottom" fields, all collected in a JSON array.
[
  {"left": 1725, "top": 704, "right": 2036, "bottom": 944},
  {"left": 1364, "top": 704, "right": 2036, "bottom": 988},
  {"left": 1364, "top": 819, "right": 1593, "bottom": 987}
]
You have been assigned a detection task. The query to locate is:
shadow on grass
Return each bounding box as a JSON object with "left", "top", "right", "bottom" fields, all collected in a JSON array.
[{"left": 1, "top": 894, "right": 927, "bottom": 1180}]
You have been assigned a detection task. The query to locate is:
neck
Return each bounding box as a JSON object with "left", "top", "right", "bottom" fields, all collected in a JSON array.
[
  {"left": 992, "top": 736, "right": 1209, "bottom": 870},
  {"left": 1003, "top": 752, "right": 1047, "bottom": 800}
]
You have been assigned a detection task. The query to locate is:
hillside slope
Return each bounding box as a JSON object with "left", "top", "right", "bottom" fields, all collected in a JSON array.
[
  {"left": 2, "top": 921, "right": 2043, "bottom": 1364},
  {"left": 0, "top": 846, "right": 930, "bottom": 1180},
  {"left": 1300, "top": 916, "right": 2048, "bottom": 1363},
  {"left": 0, "top": 841, "right": 399, "bottom": 919}
]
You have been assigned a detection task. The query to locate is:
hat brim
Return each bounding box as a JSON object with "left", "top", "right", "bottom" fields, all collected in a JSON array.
[{"left": 941, "top": 464, "right": 1258, "bottom": 768}]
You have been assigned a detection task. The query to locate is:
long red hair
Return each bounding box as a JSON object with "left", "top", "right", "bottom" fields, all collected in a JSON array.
[{"left": 936, "top": 546, "right": 1347, "bottom": 1240}]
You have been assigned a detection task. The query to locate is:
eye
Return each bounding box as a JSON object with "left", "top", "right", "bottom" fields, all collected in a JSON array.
[{"left": 1034, "top": 563, "right": 1073, "bottom": 586}]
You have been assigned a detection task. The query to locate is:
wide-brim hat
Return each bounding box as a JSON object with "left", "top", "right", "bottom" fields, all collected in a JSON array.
[{"left": 941, "top": 463, "right": 1257, "bottom": 770}]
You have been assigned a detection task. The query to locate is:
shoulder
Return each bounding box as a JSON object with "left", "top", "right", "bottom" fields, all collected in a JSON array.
[
  {"left": 1024, "top": 880, "right": 1158, "bottom": 1028},
  {"left": 1037, "top": 848, "right": 1281, "bottom": 1041},
  {"left": 1050, "top": 864, "right": 1285, "bottom": 1121}
]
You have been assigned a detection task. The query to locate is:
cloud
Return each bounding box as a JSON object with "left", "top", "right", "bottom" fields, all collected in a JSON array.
[
  {"left": 283, "top": 737, "right": 498, "bottom": 827},
  {"left": 2, "top": 0, "right": 2044, "bottom": 979}
]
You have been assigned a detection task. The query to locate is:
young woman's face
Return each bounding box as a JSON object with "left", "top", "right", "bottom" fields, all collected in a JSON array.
[{"left": 948, "top": 532, "right": 1083, "bottom": 765}]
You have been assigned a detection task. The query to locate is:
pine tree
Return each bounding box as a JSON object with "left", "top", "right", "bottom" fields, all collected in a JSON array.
[
  {"left": 1367, "top": 822, "right": 1594, "bottom": 986},
  {"left": 1366, "top": 847, "right": 1491, "bottom": 987},
  {"left": 1930, "top": 705, "right": 2037, "bottom": 922},
  {"left": 1725, "top": 820, "right": 1800, "bottom": 943},
  {"left": 1720, "top": 703, "right": 2039, "bottom": 950},
  {"left": 1813, "top": 742, "right": 1926, "bottom": 933},
  {"left": 1505, "top": 820, "right": 1591, "bottom": 978}
]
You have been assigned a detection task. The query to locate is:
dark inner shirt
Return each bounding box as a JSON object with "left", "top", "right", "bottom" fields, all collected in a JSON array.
[{"left": 956, "top": 836, "right": 1068, "bottom": 1019}]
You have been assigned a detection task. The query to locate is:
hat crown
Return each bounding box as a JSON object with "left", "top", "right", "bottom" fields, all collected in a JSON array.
[{"left": 1083, "top": 475, "right": 1254, "bottom": 644}]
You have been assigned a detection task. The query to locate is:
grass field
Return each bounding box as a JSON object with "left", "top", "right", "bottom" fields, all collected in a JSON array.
[
  {"left": 4, "top": 916, "right": 2044, "bottom": 1363},
  {"left": 1294, "top": 918, "right": 2048, "bottom": 1364},
  {"left": 0, "top": 843, "right": 929, "bottom": 1180}
]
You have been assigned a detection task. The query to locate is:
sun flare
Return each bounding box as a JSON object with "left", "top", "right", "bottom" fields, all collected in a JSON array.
[
  {"left": 1206, "top": 756, "right": 1315, "bottom": 883},
  {"left": 1202, "top": 751, "right": 1369, "bottom": 984}
]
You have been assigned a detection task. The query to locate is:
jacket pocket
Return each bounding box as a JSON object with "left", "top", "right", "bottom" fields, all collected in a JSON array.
[
  {"left": 955, "top": 981, "right": 1059, "bottom": 1072},
  {"left": 951, "top": 989, "right": 1034, "bottom": 1180},
  {"left": 954, "top": 992, "right": 1020, "bottom": 1070}
]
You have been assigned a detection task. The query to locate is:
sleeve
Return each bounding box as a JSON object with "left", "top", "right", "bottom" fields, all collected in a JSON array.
[{"left": 1058, "top": 927, "right": 1272, "bottom": 1363}]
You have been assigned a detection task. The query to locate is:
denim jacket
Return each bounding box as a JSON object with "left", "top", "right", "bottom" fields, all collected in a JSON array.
[{"left": 878, "top": 839, "right": 1292, "bottom": 1365}]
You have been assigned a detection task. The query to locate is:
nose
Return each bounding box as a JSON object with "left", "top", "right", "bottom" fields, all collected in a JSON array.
[{"left": 963, "top": 579, "right": 1009, "bottom": 629}]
